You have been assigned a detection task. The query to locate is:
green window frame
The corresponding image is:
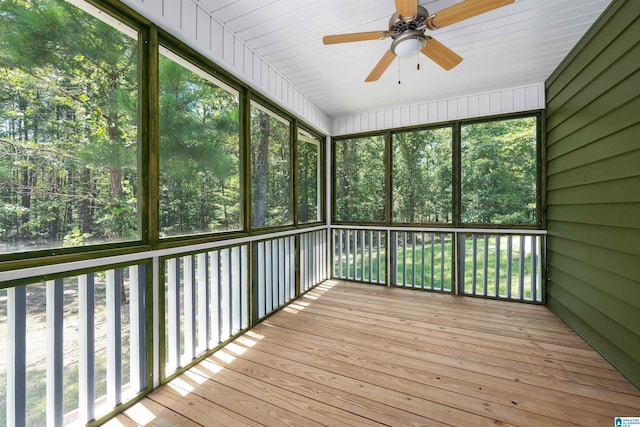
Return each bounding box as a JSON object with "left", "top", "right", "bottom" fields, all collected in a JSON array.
[
  {"left": 332, "top": 133, "right": 386, "bottom": 224},
  {"left": 296, "top": 128, "right": 323, "bottom": 224},
  {"left": 332, "top": 112, "right": 542, "bottom": 228}
]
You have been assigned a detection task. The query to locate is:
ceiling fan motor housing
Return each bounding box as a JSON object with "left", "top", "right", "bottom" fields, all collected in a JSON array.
[
  {"left": 389, "top": 5, "right": 430, "bottom": 37},
  {"left": 389, "top": 6, "right": 431, "bottom": 57}
]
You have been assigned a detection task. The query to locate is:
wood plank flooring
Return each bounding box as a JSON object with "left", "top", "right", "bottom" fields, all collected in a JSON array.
[{"left": 107, "top": 280, "right": 640, "bottom": 426}]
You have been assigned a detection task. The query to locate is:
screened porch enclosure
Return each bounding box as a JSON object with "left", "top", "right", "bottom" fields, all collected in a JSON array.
[{"left": 1, "top": 0, "right": 640, "bottom": 425}]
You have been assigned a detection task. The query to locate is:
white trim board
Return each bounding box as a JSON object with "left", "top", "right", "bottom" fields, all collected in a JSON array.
[{"left": 332, "top": 83, "right": 545, "bottom": 136}]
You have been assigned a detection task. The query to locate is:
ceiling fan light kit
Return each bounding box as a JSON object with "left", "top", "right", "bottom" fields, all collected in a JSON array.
[
  {"left": 391, "top": 31, "right": 426, "bottom": 58},
  {"left": 322, "top": 0, "right": 515, "bottom": 82}
]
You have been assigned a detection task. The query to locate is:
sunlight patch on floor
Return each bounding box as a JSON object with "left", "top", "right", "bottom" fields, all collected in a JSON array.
[
  {"left": 236, "top": 335, "right": 258, "bottom": 348},
  {"left": 212, "top": 349, "right": 236, "bottom": 364},
  {"left": 183, "top": 369, "right": 208, "bottom": 385},
  {"left": 184, "top": 368, "right": 209, "bottom": 385},
  {"left": 246, "top": 330, "right": 265, "bottom": 340},
  {"left": 199, "top": 358, "right": 224, "bottom": 374},
  {"left": 167, "top": 378, "right": 194, "bottom": 396},
  {"left": 224, "top": 341, "right": 247, "bottom": 356}
]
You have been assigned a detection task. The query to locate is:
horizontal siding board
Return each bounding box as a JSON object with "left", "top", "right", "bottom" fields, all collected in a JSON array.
[
  {"left": 548, "top": 267, "right": 640, "bottom": 340},
  {"left": 546, "top": 0, "right": 630, "bottom": 100},
  {"left": 546, "top": 291, "right": 640, "bottom": 387},
  {"left": 547, "top": 122, "right": 640, "bottom": 168},
  {"left": 547, "top": 39, "right": 640, "bottom": 132},
  {"left": 547, "top": 249, "right": 640, "bottom": 307},
  {"left": 546, "top": 0, "right": 638, "bottom": 391},
  {"left": 547, "top": 95, "right": 640, "bottom": 152},
  {"left": 547, "top": 176, "right": 640, "bottom": 206},
  {"left": 547, "top": 220, "right": 640, "bottom": 257},
  {"left": 547, "top": 203, "right": 640, "bottom": 229},
  {"left": 546, "top": 148, "right": 640, "bottom": 191},
  {"left": 547, "top": 236, "right": 640, "bottom": 284},
  {"left": 547, "top": 70, "right": 640, "bottom": 144},
  {"left": 547, "top": 220, "right": 640, "bottom": 258},
  {"left": 547, "top": 16, "right": 640, "bottom": 121},
  {"left": 547, "top": 282, "right": 640, "bottom": 370}
]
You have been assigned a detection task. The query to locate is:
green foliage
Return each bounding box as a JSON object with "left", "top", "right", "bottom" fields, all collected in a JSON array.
[
  {"left": 297, "top": 133, "right": 320, "bottom": 223},
  {"left": 461, "top": 117, "right": 537, "bottom": 224},
  {"left": 250, "top": 105, "right": 292, "bottom": 228},
  {"left": 333, "top": 117, "right": 537, "bottom": 226},
  {"left": 392, "top": 127, "right": 452, "bottom": 223},
  {"left": 62, "top": 227, "right": 91, "bottom": 247},
  {"left": 158, "top": 54, "right": 241, "bottom": 237},
  {"left": 0, "top": 0, "right": 139, "bottom": 251},
  {"left": 334, "top": 135, "right": 386, "bottom": 222}
]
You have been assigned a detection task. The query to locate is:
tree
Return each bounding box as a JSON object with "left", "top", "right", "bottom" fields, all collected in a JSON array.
[
  {"left": 297, "top": 134, "right": 319, "bottom": 223},
  {"left": 250, "top": 105, "right": 291, "bottom": 228},
  {"left": 392, "top": 127, "right": 452, "bottom": 224},
  {"left": 334, "top": 135, "right": 385, "bottom": 222},
  {"left": 461, "top": 117, "right": 537, "bottom": 224},
  {"left": 0, "top": 0, "right": 139, "bottom": 250},
  {"left": 158, "top": 55, "right": 240, "bottom": 236}
]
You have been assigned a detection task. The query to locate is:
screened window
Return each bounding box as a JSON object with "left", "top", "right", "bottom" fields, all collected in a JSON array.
[
  {"left": 461, "top": 116, "right": 538, "bottom": 225},
  {"left": 392, "top": 127, "right": 452, "bottom": 223},
  {"left": 158, "top": 48, "right": 241, "bottom": 237},
  {"left": 297, "top": 129, "right": 321, "bottom": 223},
  {"left": 250, "top": 102, "right": 292, "bottom": 228},
  {"left": 334, "top": 135, "right": 385, "bottom": 223},
  {"left": 0, "top": 0, "right": 140, "bottom": 252}
]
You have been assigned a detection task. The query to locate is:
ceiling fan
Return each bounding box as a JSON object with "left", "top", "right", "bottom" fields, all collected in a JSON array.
[{"left": 323, "top": 0, "right": 515, "bottom": 82}]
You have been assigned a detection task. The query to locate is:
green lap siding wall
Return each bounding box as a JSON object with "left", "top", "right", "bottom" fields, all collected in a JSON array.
[{"left": 545, "top": 0, "right": 640, "bottom": 388}]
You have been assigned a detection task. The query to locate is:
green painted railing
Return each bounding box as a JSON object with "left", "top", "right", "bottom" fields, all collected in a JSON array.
[{"left": 331, "top": 226, "right": 545, "bottom": 303}]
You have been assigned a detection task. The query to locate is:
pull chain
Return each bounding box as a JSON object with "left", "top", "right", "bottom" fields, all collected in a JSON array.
[{"left": 398, "top": 58, "right": 401, "bottom": 84}]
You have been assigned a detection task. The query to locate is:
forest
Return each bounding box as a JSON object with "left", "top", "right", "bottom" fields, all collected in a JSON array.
[
  {"left": 0, "top": 0, "right": 321, "bottom": 254},
  {"left": 334, "top": 116, "right": 538, "bottom": 225}
]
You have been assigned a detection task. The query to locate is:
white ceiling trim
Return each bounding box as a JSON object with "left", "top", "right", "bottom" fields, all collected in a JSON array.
[{"left": 332, "top": 82, "right": 545, "bottom": 136}]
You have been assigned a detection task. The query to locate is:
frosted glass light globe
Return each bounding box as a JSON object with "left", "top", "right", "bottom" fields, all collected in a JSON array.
[{"left": 393, "top": 37, "right": 424, "bottom": 58}]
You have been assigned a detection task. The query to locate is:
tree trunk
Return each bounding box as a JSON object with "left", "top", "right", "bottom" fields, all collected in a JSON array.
[
  {"left": 340, "top": 140, "right": 350, "bottom": 220},
  {"left": 20, "top": 166, "right": 31, "bottom": 231},
  {"left": 252, "top": 113, "right": 269, "bottom": 228},
  {"left": 298, "top": 144, "right": 308, "bottom": 222},
  {"left": 80, "top": 167, "right": 92, "bottom": 234}
]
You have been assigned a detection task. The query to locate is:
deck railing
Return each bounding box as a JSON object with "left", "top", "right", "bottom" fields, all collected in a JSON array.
[
  {"left": 391, "top": 230, "right": 454, "bottom": 292},
  {"left": 332, "top": 227, "right": 386, "bottom": 284},
  {"left": 331, "top": 226, "right": 545, "bottom": 302},
  {"left": 459, "top": 232, "right": 543, "bottom": 303},
  {"left": 2, "top": 263, "right": 148, "bottom": 427},
  {"left": 0, "top": 224, "right": 544, "bottom": 426},
  {"left": 0, "top": 226, "right": 328, "bottom": 427}
]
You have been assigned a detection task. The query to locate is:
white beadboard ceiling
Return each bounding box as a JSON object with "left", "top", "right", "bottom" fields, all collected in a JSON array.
[{"left": 195, "top": 0, "right": 611, "bottom": 117}]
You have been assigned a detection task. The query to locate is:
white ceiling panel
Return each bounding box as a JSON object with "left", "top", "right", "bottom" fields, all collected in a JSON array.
[{"left": 197, "top": 0, "right": 612, "bottom": 117}]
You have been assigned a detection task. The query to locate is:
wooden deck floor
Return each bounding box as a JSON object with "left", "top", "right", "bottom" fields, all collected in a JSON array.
[{"left": 108, "top": 280, "right": 640, "bottom": 426}]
